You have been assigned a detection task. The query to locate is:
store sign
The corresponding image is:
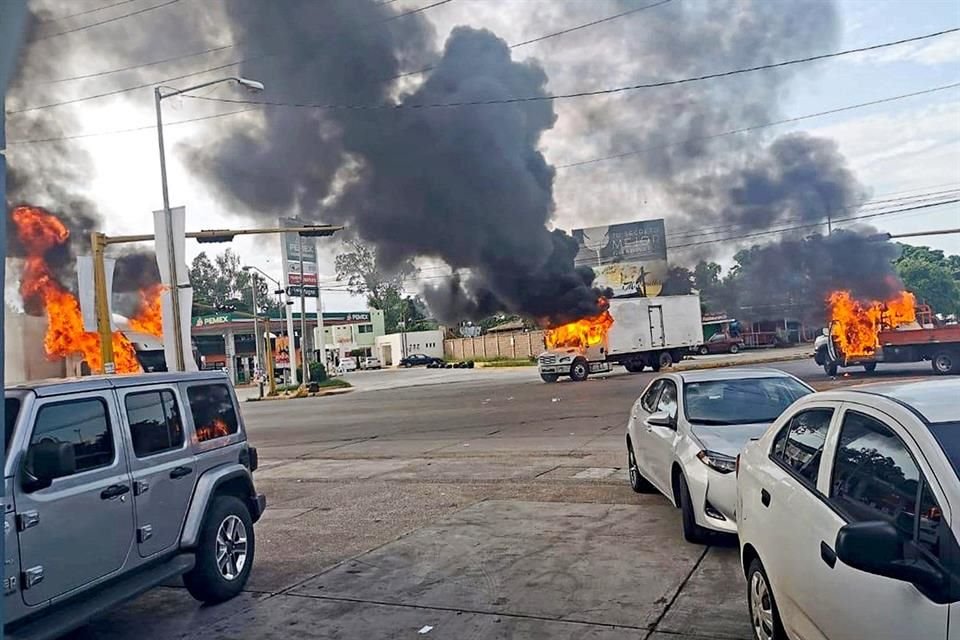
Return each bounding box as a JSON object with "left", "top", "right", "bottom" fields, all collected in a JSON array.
[
  {"left": 281, "top": 216, "right": 319, "bottom": 297},
  {"left": 194, "top": 314, "right": 233, "bottom": 326},
  {"left": 323, "top": 311, "right": 371, "bottom": 322}
]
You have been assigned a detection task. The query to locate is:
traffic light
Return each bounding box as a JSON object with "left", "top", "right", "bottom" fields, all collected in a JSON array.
[
  {"left": 195, "top": 229, "right": 237, "bottom": 243},
  {"left": 297, "top": 225, "right": 337, "bottom": 238}
]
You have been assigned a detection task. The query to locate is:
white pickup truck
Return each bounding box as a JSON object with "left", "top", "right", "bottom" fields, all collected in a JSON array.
[{"left": 537, "top": 295, "right": 704, "bottom": 382}]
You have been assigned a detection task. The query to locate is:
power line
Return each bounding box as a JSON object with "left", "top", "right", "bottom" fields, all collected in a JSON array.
[
  {"left": 511, "top": 0, "right": 672, "bottom": 48},
  {"left": 665, "top": 190, "right": 960, "bottom": 241},
  {"left": 9, "top": 0, "right": 456, "bottom": 113},
  {"left": 30, "top": 0, "right": 181, "bottom": 42},
  {"left": 667, "top": 199, "right": 960, "bottom": 250},
  {"left": 556, "top": 82, "right": 960, "bottom": 169},
  {"left": 24, "top": 43, "right": 236, "bottom": 86},
  {"left": 39, "top": 0, "right": 142, "bottom": 23},
  {"left": 8, "top": 79, "right": 958, "bottom": 147},
  {"left": 180, "top": 28, "right": 960, "bottom": 111}
]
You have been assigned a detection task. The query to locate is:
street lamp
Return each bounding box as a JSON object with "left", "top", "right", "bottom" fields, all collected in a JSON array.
[{"left": 155, "top": 76, "right": 264, "bottom": 371}]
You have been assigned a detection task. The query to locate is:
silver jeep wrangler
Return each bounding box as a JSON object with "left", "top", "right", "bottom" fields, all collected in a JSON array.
[{"left": 3, "top": 371, "right": 265, "bottom": 639}]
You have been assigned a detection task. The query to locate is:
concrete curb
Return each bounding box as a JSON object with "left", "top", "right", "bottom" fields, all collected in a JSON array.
[
  {"left": 674, "top": 351, "right": 811, "bottom": 371},
  {"left": 245, "top": 387, "right": 354, "bottom": 402}
]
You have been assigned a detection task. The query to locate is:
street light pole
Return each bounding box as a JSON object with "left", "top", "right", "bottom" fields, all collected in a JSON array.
[
  {"left": 298, "top": 235, "right": 309, "bottom": 384},
  {"left": 248, "top": 271, "right": 262, "bottom": 395},
  {"left": 154, "top": 86, "right": 185, "bottom": 372},
  {"left": 154, "top": 76, "right": 264, "bottom": 372}
]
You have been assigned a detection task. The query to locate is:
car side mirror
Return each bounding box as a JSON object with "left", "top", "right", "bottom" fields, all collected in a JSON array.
[
  {"left": 836, "top": 521, "right": 944, "bottom": 590},
  {"left": 646, "top": 411, "right": 675, "bottom": 428},
  {"left": 24, "top": 441, "right": 76, "bottom": 492}
]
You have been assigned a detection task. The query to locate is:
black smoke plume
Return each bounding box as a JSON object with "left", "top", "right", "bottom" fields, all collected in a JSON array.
[{"left": 5, "top": 8, "right": 160, "bottom": 301}]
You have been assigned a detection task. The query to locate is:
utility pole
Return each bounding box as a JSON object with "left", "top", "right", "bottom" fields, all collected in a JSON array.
[
  {"left": 91, "top": 232, "right": 115, "bottom": 373},
  {"left": 298, "top": 235, "right": 309, "bottom": 384}
]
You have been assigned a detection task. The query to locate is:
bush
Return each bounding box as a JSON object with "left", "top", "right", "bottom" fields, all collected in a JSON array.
[{"left": 309, "top": 361, "right": 327, "bottom": 382}]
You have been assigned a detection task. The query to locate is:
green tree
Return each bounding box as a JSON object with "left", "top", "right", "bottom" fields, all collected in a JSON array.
[
  {"left": 895, "top": 257, "right": 960, "bottom": 315},
  {"left": 335, "top": 242, "right": 420, "bottom": 332},
  {"left": 660, "top": 265, "right": 693, "bottom": 295},
  {"left": 190, "top": 249, "right": 274, "bottom": 316}
]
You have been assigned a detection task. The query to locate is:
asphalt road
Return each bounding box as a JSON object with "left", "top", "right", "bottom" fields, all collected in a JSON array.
[{"left": 65, "top": 356, "right": 939, "bottom": 640}]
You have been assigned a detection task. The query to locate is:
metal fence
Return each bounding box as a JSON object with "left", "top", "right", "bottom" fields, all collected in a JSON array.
[{"left": 444, "top": 330, "right": 546, "bottom": 361}]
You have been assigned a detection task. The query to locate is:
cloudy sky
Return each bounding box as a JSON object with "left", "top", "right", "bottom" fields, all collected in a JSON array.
[{"left": 7, "top": 0, "right": 959, "bottom": 313}]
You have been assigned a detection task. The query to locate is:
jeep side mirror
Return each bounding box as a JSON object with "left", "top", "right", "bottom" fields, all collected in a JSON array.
[
  {"left": 24, "top": 441, "right": 76, "bottom": 492},
  {"left": 836, "top": 521, "right": 945, "bottom": 591}
]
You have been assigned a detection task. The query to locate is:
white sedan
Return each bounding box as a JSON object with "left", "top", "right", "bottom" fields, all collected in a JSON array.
[
  {"left": 737, "top": 379, "right": 960, "bottom": 640},
  {"left": 626, "top": 369, "right": 812, "bottom": 543}
]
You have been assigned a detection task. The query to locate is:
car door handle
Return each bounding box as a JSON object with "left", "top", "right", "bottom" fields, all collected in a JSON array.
[
  {"left": 820, "top": 541, "right": 837, "bottom": 568},
  {"left": 100, "top": 484, "right": 130, "bottom": 500},
  {"left": 760, "top": 489, "right": 771, "bottom": 507},
  {"left": 169, "top": 466, "right": 193, "bottom": 479}
]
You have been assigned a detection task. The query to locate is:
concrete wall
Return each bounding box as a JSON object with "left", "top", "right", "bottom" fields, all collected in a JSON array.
[{"left": 444, "top": 330, "right": 545, "bottom": 361}]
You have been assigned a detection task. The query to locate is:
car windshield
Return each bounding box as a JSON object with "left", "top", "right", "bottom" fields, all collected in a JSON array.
[
  {"left": 684, "top": 377, "right": 811, "bottom": 425},
  {"left": 927, "top": 422, "right": 960, "bottom": 478}
]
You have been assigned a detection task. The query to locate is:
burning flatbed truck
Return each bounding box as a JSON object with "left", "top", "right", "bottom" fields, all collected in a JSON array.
[
  {"left": 820, "top": 290, "right": 960, "bottom": 376},
  {"left": 537, "top": 295, "right": 703, "bottom": 382}
]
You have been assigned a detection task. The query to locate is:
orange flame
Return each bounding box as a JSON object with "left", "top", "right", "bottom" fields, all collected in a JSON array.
[
  {"left": 129, "top": 283, "right": 165, "bottom": 337},
  {"left": 196, "top": 416, "right": 231, "bottom": 442},
  {"left": 827, "top": 290, "right": 916, "bottom": 359},
  {"left": 11, "top": 205, "right": 163, "bottom": 374},
  {"left": 545, "top": 307, "right": 615, "bottom": 350}
]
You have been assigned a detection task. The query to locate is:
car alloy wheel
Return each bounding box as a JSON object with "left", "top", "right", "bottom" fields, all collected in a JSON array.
[
  {"left": 628, "top": 448, "right": 639, "bottom": 487},
  {"left": 216, "top": 515, "right": 248, "bottom": 581},
  {"left": 749, "top": 569, "right": 775, "bottom": 640}
]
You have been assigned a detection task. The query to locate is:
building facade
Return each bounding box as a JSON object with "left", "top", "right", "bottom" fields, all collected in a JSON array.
[{"left": 375, "top": 329, "right": 445, "bottom": 367}]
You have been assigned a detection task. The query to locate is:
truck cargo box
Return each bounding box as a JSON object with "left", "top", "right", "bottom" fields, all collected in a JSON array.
[{"left": 607, "top": 295, "right": 703, "bottom": 356}]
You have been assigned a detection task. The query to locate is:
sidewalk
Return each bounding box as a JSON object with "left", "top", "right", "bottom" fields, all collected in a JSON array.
[{"left": 675, "top": 344, "right": 811, "bottom": 371}]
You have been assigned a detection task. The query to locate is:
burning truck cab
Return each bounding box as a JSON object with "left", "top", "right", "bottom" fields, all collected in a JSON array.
[
  {"left": 537, "top": 295, "right": 703, "bottom": 382},
  {"left": 820, "top": 290, "right": 960, "bottom": 376}
]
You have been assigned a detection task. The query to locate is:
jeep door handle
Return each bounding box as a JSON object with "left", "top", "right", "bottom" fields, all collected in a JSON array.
[
  {"left": 100, "top": 484, "right": 130, "bottom": 500},
  {"left": 820, "top": 541, "right": 837, "bottom": 568},
  {"left": 169, "top": 466, "right": 193, "bottom": 479},
  {"left": 760, "top": 489, "right": 771, "bottom": 507}
]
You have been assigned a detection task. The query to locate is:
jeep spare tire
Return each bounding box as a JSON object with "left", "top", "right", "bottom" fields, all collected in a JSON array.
[{"left": 184, "top": 495, "right": 255, "bottom": 604}]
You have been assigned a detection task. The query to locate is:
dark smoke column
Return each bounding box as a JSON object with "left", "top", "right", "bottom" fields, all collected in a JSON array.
[{"left": 337, "top": 27, "right": 608, "bottom": 325}]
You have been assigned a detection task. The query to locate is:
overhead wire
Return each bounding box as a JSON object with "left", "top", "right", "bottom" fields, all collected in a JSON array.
[
  {"left": 178, "top": 28, "right": 960, "bottom": 111},
  {"left": 39, "top": 0, "right": 142, "bottom": 23},
  {"left": 30, "top": 0, "right": 181, "bottom": 42}
]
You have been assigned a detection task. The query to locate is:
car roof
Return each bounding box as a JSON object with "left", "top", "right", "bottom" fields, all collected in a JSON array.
[
  {"left": 678, "top": 368, "right": 797, "bottom": 383},
  {"left": 837, "top": 378, "right": 960, "bottom": 424},
  {"left": 6, "top": 371, "right": 230, "bottom": 398}
]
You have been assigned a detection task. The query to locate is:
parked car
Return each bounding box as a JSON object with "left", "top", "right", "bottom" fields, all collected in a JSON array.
[
  {"left": 626, "top": 369, "right": 812, "bottom": 543},
  {"left": 737, "top": 379, "right": 960, "bottom": 640},
  {"left": 359, "top": 356, "right": 382, "bottom": 370},
  {"left": 695, "top": 332, "right": 745, "bottom": 355},
  {"left": 4, "top": 371, "right": 265, "bottom": 640},
  {"left": 337, "top": 357, "right": 358, "bottom": 374},
  {"left": 400, "top": 353, "right": 444, "bottom": 368}
]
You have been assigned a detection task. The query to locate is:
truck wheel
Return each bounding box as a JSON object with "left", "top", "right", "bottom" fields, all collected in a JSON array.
[
  {"left": 863, "top": 362, "right": 877, "bottom": 373},
  {"left": 814, "top": 347, "right": 826, "bottom": 366},
  {"left": 184, "top": 495, "right": 255, "bottom": 604},
  {"left": 624, "top": 361, "right": 644, "bottom": 373},
  {"left": 570, "top": 358, "right": 589, "bottom": 382},
  {"left": 540, "top": 373, "right": 559, "bottom": 383},
  {"left": 698, "top": 345, "right": 709, "bottom": 356},
  {"left": 653, "top": 351, "right": 673, "bottom": 371},
  {"left": 824, "top": 362, "right": 838, "bottom": 377},
  {"left": 932, "top": 351, "right": 956, "bottom": 375}
]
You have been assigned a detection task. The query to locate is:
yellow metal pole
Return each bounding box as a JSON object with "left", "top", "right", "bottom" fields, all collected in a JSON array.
[
  {"left": 264, "top": 317, "right": 276, "bottom": 396},
  {"left": 91, "top": 232, "right": 115, "bottom": 374}
]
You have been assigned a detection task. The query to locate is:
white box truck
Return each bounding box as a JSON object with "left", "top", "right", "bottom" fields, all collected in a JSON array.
[{"left": 537, "top": 294, "right": 703, "bottom": 382}]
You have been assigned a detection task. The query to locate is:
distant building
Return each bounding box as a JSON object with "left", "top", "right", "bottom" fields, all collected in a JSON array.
[
  {"left": 190, "top": 308, "right": 384, "bottom": 384},
  {"left": 375, "top": 329, "right": 444, "bottom": 366}
]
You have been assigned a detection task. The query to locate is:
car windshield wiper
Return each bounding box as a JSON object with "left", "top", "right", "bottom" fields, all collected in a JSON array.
[{"left": 688, "top": 418, "right": 736, "bottom": 426}]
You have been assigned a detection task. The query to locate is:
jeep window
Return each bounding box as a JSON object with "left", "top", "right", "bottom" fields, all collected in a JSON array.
[
  {"left": 5, "top": 397, "right": 20, "bottom": 456},
  {"left": 126, "top": 390, "right": 184, "bottom": 457},
  {"left": 187, "top": 383, "right": 239, "bottom": 442},
  {"left": 27, "top": 398, "right": 113, "bottom": 475}
]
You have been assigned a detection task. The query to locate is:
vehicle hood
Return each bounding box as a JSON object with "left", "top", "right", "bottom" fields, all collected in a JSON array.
[{"left": 689, "top": 422, "right": 771, "bottom": 457}]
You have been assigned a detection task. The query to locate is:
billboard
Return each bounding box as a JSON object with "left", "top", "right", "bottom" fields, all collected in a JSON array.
[
  {"left": 280, "top": 216, "right": 319, "bottom": 297},
  {"left": 573, "top": 219, "right": 668, "bottom": 298}
]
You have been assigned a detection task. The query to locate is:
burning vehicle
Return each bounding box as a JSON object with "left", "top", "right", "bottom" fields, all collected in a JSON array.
[
  {"left": 8, "top": 205, "right": 168, "bottom": 380},
  {"left": 537, "top": 295, "right": 703, "bottom": 383},
  {"left": 819, "top": 289, "right": 960, "bottom": 376}
]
